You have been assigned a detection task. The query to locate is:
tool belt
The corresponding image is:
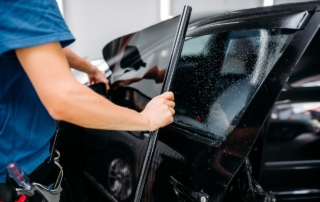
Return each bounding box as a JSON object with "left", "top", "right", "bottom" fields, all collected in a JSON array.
[
  {"left": 0, "top": 150, "right": 64, "bottom": 202},
  {"left": 0, "top": 127, "right": 64, "bottom": 202},
  {"left": 19, "top": 150, "right": 63, "bottom": 202}
]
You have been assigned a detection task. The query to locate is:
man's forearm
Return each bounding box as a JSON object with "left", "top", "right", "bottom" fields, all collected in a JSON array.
[
  {"left": 63, "top": 47, "right": 96, "bottom": 74},
  {"left": 63, "top": 47, "right": 110, "bottom": 91},
  {"left": 15, "top": 43, "right": 174, "bottom": 131},
  {"left": 52, "top": 82, "right": 151, "bottom": 130}
]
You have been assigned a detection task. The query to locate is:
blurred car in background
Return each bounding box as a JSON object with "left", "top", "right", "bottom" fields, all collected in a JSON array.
[{"left": 58, "top": 1, "right": 320, "bottom": 202}]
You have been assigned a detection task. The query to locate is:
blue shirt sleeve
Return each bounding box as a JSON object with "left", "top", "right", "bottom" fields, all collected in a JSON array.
[{"left": 0, "top": 0, "right": 75, "bottom": 55}]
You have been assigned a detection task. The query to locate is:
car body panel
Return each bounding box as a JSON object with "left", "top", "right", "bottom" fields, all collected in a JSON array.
[
  {"left": 252, "top": 27, "right": 320, "bottom": 201},
  {"left": 57, "top": 2, "right": 320, "bottom": 202}
]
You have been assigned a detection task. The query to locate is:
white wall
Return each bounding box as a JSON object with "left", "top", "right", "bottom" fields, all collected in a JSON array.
[
  {"left": 171, "top": 0, "right": 262, "bottom": 16},
  {"left": 64, "top": 0, "right": 161, "bottom": 60},
  {"left": 63, "top": 0, "right": 316, "bottom": 60},
  {"left": 275, "top": 0, "right": 318, "bottom": 4},
  {"left": 64, "top": 0, "right": 266, "bottom": 60}
]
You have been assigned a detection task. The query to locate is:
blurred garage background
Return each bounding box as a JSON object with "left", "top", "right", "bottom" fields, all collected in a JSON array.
[{"left": 56, "top": 0, "right": 318, "bottom": 82}]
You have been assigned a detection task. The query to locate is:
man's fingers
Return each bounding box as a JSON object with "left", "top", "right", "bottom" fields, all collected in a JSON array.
[
  {"left": 105, "top": 79, "right": 110, "bottom": 91},
  {"left": 165, "top": 100, "right": 175, "bottom": 108},
  {"left": 142, "top": 91, "right": 175, "bottom": 131},
  {"left": 103, "top": 81, "right": 110, "bottom": 91},
  {"left": 168, "top": 107, "right": 175, "bottom": 115},
  {"left": 162, "top": 116, "right": 174, "bottom": 128},
  {"left": 159, "top": 91, "right": 174, "bottom": 100}
]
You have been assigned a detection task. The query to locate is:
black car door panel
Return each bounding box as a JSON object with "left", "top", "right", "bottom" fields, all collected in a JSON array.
[{"left": 75, "top": 4, "right": 320, "bottom": 202}]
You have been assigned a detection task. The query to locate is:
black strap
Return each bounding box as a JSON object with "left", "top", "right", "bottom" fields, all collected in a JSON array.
[
  {"left": 49, "top": 124, "right": 61, "bottom": 163},
  {"left": 0, "top": 181, "right": 18, "bottom": 202}
]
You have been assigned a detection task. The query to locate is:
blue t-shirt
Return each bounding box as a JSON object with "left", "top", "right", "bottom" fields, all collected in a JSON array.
[{"left": 0, "top": 0, "right": 75, "bottom": 182}]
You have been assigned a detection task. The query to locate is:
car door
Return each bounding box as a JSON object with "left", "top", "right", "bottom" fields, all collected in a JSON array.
[
  {"left": 59, "top": 3, "right": 320, "bottom": 202},
  {"left": 256, "top": 28, "right": 320, "bottom": 202},
  {"left": 79, "top": 16, "right": 183, "bottom": 202},
  {"left": 139, "top": 3, "right": 320, "bottom": 202}
]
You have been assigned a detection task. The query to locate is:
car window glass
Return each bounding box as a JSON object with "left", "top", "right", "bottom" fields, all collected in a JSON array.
[
  {"left": 181, "top": 35, "right": 213, "bottom": 56},
  {"left": 104, "top": 16, "right": 181, "bottom": 99},
  {"left": 170, "top": 29, "right": 295, "bottom": 141},
  {"left": 288, "top": 29, "right": 320, "bottom": 88},
  {"left": 266, "top": 102, "right": 320, "bottom": 162}
]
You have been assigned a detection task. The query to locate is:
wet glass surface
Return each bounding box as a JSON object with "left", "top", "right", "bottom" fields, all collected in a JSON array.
[{"left": 170, "top": 29, "right": 295, "bottom": 141}]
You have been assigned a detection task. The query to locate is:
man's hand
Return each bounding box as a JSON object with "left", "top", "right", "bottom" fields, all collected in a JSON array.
[
  {"left": 87, "top": 68, "right": 110, "bottom": 91},
  {"left": 140, "top": 92, "right": 175, "bottom": 131},
  {"left": 63, "top": 48, "right": 110, "bottom": 92},
  {"left": 16, "top": 42, "right": 172, "bottom": 131}
]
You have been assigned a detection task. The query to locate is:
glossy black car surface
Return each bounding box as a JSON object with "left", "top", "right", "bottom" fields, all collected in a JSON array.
[{"left": 57, "top": 2, "right": 320, "bottom": 202}]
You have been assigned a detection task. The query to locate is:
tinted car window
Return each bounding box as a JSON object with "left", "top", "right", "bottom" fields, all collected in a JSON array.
[
  {"left": 288, "top": 29, "right": 320, "bottom": 88},
  {"left": 265, "top": 102, "right": 320, "bottom": 161},
  {"left": 171, "top": 29, "right": 295, "bottom": 141},
  {"left": 105, "top": 17, "right": 181, "bottom": 99}
]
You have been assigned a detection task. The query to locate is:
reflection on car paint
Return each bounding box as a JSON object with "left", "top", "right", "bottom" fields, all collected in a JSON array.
[
  {"left": 108, "top": 158, "right": 132, "bottom": 201},
  {"left": 103, "top": 16, "right": 181, "bottom": 99}
]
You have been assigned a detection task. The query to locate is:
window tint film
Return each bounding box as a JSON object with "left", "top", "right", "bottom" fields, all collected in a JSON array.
[
  {"left": 103, "top": 16, "right": 181, "bottom": 99},
  {"left": 170, "top": 29, "right": 295, "bottom": 141}
]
